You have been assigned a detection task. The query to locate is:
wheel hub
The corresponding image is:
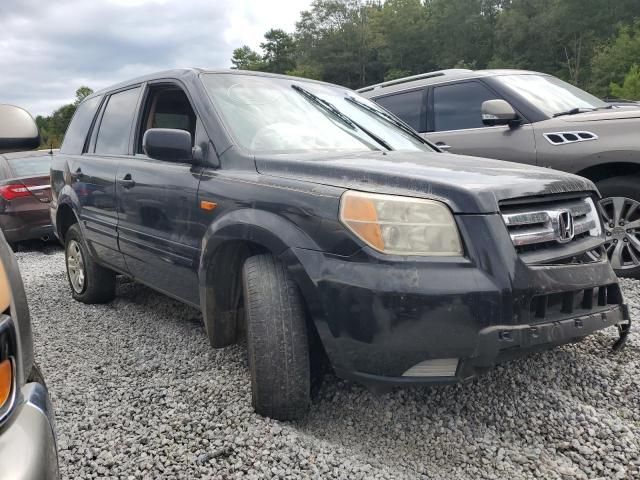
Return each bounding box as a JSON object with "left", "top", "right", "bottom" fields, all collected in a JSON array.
[
  {"left": 599, "top": 196, "right": 640, "bottom": 271},
  {"left": 66, "top": 240, "right": 86, "bottom": 293}
]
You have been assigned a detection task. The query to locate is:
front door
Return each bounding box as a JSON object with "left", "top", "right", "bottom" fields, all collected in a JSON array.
[
  {"left": 422, "top": 80, "right": 538, "bottom": 166},
  {"left": 116, "top": 83, "right": 205, "bottom": 306}
]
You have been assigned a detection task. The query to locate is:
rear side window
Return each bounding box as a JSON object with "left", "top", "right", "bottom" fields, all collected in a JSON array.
[
  {"left": 433, "top": 81, "right": 499, "bottom": 131},
  {"left": 60, "top": 96, "right": 102, "bottom": 154},
  {"left": 7, "top": 156, "right": 50, "bottom": 176},
  {"left": 95, "top": 87, "right": 141, "bottom": 155},
  {"left": 375, "top": 89, "right": 424, "bottom": 132}
]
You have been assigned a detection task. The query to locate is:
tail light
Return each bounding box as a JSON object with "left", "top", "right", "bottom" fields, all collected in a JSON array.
[{"left": 0, "top": 184, "right": 31, "bottom": 201}]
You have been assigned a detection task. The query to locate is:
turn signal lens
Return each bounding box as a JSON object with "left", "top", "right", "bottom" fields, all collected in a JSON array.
[
  {"left": 0, "top": 359, "right": 12, "bottom": 409},
  {"left": 340, "top": 191, "right": 463, "bottom": 256}
]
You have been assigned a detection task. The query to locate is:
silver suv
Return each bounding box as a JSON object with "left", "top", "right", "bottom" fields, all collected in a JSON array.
[{"left": 359, "top": 69, "right": 640, "bottom": 278}]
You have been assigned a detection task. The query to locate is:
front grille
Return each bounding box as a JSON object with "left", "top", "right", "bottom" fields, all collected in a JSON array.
[
  {"left": 530, "top": 284, "right": 622, "bottom": 322},
  {"left": 500, "top": 194, "right": 603, "bottom": 261}
]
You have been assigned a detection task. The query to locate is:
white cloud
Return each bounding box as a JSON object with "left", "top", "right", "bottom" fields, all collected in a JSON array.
[{"left": 0, "top": 0, "right": 311, "bottom": 116}]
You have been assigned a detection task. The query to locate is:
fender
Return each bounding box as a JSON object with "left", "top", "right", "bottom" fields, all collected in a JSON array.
[
  {"left": 197, "top": 208, "right": 321, "bottom": 348},
  {"left": 198, "top": 208, "right": 320, "bottom": 281},
  {"left": 52, "top": 185, "right": 82, "bottom": 239}
]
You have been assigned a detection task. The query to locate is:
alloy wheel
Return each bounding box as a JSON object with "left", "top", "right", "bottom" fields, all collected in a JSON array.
[
  {"left": 599, "top": 196, "right": 640, "bottom": 271},
  {"left": 66, "top": 240, "right": 86, "bottom": 293}
]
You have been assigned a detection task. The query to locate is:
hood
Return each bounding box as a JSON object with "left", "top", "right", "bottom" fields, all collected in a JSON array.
[
  {"left": 255, "top": 151, "right": 597, "bottom": 214},
  {"left": 559, "top": 107, "right": 640, "bottom": 123}
]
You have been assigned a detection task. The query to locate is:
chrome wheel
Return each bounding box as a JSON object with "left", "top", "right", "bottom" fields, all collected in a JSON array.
[
  {"left": 599, "top": 196, "right": 640, "bottom": 271},
  {"left": 66, "top": 239, "right": 86, "bottom": 293}
]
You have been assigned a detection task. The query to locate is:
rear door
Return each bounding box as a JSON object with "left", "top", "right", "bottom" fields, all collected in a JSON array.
[
  {"left": 74, "top": 86, "right": 141, "bottom": 271},
  {"left": 115, "top": 82, "right": 205, "bottom": 306},
  {"left": 422, "top": 81, "right": 537, "bottom": 165}
]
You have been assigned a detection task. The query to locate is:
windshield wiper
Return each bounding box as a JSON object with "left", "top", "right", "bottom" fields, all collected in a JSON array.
[
  {"left": 553, "top": 107, "right": 597, "bottom": 117},
  {"left": 344, "top": 95, "right": 430, "bottom": 146},
  {"left": 291, "top": 84, "right": 392, "bottom": 151}
]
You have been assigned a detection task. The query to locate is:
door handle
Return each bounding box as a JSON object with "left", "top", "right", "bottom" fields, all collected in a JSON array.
[
  {"left": 70, "top": 167, "right": 83, "bottom": 180},
  {"left": 119, "top": 174, "right": 136, "bottom": 189},
  {"left": 435, "top": 142, "right": 452, "bottom": 151}
]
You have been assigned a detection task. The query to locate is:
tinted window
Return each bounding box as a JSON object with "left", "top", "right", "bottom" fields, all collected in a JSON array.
[
  {"left": 433, "top": 81, "right": 499, "bottom": 131},
  {"left": 7, "top": 156, "right": 50, "bottom": 176},
  {"left": 95, "top": 87, "right": 141, "bottom": 155},
  {"left": 60, "top": 96, "right": 102, "bottom": 154},
  {"left": 375, "top": 90, "right": 423, "bottom": 131}
]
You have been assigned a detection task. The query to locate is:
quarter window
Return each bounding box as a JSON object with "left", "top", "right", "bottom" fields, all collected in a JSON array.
[
  {"left": 375, "top": 89, "right": 424, "bottom": 132},
  {"left": 95, "top": 87, "right": 141, "bottom": 155},
  {"left": 433, "top": 81, "right": 499, "bottom": 132},
  {"left": 60, "top": 96, "right": 102, "bottom": 154}
]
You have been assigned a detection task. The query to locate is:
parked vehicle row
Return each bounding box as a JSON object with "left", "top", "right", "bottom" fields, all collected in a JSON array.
[
  {"left": 358, "top": 69, "right": 640, "bottom": 278},
  {"left": 47, "top": 69, "right": 630, "bottom": 420}
]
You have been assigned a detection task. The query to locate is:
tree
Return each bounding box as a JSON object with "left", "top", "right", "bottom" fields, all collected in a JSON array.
[
  {"left": 75, "top": 86, "right": 93, "bottom": 104},
  {"left": 591, "top": 21, "right": 640, "bottom": 97},
  {"left": 610, "top": 65, "right": 640, "bottom": 100},
  {"left": 260, "top": 29, "right": 298, "bottom": 74},
  {"left": 36, "top": 86, "right": 93, "bottom": 148},
  {"left": 231, "top": 45, "right": 264, "bottom": 70}
]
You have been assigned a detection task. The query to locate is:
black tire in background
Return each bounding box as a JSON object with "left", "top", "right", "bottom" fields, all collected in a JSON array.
[
  {"left": 242, "top": 254, "right": 310, "bottom": 420},
  {"left": 64, "top": 224, "right": 116, "bottom": 304},
  {"left": 596, "top": 176, "right": 640, "bottom": 279}
]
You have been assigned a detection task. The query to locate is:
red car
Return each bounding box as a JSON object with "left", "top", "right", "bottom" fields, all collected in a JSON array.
[{"left": 0, "top": 106, "right": 53, "bottom": 246}]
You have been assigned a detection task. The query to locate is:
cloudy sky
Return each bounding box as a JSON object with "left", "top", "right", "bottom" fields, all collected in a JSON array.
[{"left": 0, "top": 0, "right": 312, "bottom": 116}]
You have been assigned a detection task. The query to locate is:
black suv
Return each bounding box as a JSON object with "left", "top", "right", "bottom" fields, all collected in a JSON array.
[{"left": 50, "top": 69, "right": 630, "bottom": 420}]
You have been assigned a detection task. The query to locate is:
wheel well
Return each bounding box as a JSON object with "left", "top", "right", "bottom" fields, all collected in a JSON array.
[
  {"left": 576, "top": 162, "right": 640, "bottom": 184},
  {"left": 57, "top": 204, "right": 78, "bottom": 242}
]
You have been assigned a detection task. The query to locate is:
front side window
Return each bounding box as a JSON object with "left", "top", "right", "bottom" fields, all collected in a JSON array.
[
  {"left": 60, "top": 96, "right": 102, "bottom": 155},
  {"left": 201, "top": 73, "right": 433, "bottom": 155},
  {"left": 138, "top": 88, "right": 197, "bottom": 153},
  {"left": 433, "top": 81, "right": 500, "bottom": 132},
  {"left": 375, "top": 89, "right": 424, "bottom": 132},
  {"left": 95, "top": 87, "right": 141, "bottom": 155},
  {"left": 496, "top": 74, "right": 608, "bottom": 117}
]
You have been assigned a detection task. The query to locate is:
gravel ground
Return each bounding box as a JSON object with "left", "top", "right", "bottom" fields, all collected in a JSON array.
[{"left": 14, "top": 243, "right": 640, "bottom": 479}]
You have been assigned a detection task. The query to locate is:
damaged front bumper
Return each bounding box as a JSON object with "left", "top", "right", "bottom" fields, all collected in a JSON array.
[{"left": 283, "top": 213, "right": 632, "bottom": 387}]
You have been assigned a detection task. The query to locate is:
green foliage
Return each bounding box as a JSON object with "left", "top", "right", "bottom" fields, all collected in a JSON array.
[
  {"left": 37, "top": 86, "right": 93, "bottom": 149},
  {"left": 591, "top": 21, "right": 640, "bottom": 97},
  {"left": 610, "top": 65, "right": 640, "bottom": 100},
  {"left": 230, "top": 0, "right": 640, "bottom": 94},
  {"left": 231, "top": 45, "right": 264, "bottom": 70}
]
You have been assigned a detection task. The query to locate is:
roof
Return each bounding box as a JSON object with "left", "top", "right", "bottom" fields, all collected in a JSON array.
[
  {"left": 86, "top": 67, "right": 343, "bottom": 101},
  {"left": 357, "top": 68, "right": 546, "bottom": 97}
]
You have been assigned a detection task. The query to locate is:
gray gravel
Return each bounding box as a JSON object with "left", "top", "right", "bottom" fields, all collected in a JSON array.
[{"left": 15, "top": 244, "right": 640, "bottom": 479}]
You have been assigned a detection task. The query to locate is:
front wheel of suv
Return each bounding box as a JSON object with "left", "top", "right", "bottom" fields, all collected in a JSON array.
[
  {"left": 596, "top": 176, "right": 640, "bottom": 279},
  {"left": 65, "top": 224, "right": 116, "bottom": 303},
  {"left": 242, "top": 254, "right": 310, "bottom": 420}
]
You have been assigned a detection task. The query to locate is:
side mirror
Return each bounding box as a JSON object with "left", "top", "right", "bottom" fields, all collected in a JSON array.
[
  {"left": 0, "top": 105, "right": 40, "bottom": 153},
  {"left": 143, "top": 128, "right": 193, "bottom": 163},
  {"left": 481, "top": 99, "right": 519, "bottom": 127}
]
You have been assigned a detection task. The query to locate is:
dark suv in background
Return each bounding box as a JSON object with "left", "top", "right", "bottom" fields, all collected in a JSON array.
[
  {"left": 359, "top": 69, "right": 640, "bottom": 277},
  {"left": 50, "top": 69, "right": 629, "bottom": 420}
]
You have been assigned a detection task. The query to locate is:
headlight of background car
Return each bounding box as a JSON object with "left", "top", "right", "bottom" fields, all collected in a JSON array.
[{"left": 339, "top": 191, "right": 463, "bottom": 256}]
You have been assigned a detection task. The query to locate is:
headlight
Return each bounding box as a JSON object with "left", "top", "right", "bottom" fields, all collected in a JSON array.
[{"left": 339, "top": 191, "right": 463, "bottom": 256}]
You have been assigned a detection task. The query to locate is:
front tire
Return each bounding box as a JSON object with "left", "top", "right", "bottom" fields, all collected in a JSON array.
[
  {"left": 65, "top": 224, "right": 116, "bottom": 303},
  {"left": 242, "top": 254, "right": 310, "bottom": 420},
  {"left": 596, "top": 176, "right": 640, "bottom": 279}
]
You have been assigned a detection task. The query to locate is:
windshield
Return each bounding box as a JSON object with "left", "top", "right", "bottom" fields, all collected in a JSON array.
[
  {"left": 201, "top": 73, "right": 433, "bottom": 154},
  {"left": 496, "top": 74, "right": 608, "bottom": 117}
]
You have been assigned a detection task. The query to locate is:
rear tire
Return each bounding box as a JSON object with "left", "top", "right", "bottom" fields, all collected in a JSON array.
[
  {"left": 64, "top": 224, "right": 116, "bottom": 303},
  {"left": 242, "top": 254, "right": 310, "bottom": 420},
  {"left": 596, "top": 176, "right": 640, "bottom": 279}
]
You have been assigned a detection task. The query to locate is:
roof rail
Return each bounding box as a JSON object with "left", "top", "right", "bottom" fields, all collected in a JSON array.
[{"left": 356, "top": 69, "right": 474, "bottom": 93}]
